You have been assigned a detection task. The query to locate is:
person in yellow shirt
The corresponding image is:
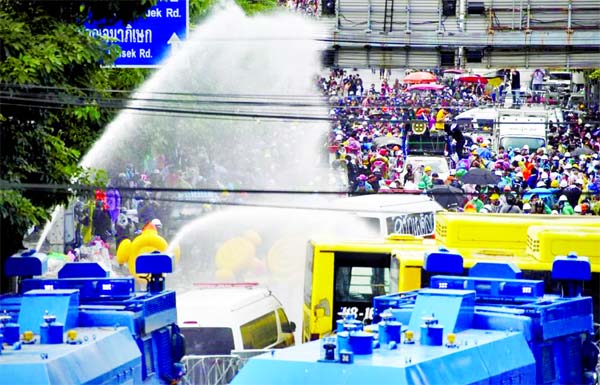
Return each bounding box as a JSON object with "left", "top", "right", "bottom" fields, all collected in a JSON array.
[{"left": 435, "top": 108, "right": 450, "bottom": 132}]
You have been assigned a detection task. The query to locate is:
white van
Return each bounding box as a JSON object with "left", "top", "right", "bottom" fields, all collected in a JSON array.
[
  {"left": 177, "top": 287, "right": 296, "bottom": 355},
  {"left": 332, "top": 194, "right": 444, "bottom": 237}
]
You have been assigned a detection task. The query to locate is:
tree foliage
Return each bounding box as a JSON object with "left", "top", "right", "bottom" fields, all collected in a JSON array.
[
  {"left": 0, "top": 0, "right": 279, "bottom": 292},
  {"left": 0, "top": 1, "right": 155, "bottom": 292}
]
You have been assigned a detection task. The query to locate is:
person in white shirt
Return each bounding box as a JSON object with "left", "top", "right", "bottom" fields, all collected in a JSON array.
[
  {"left": 531, "top": 69, "right": 545, "bottom": 103},
  {"left": 403, "top": 174, "right": 419, "bottom": 190}
]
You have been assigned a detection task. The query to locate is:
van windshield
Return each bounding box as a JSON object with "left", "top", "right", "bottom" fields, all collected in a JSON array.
[
  {"left": 181, "top": 327, "right": 235, "bottom": 355},
  {"left": 500, "top": 137, "right": 546, "bottom": 151}
]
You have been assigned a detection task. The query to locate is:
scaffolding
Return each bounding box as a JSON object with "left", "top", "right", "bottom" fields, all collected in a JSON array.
[{"left": 327, "top": 0, "right": 600, "bottom": 68}]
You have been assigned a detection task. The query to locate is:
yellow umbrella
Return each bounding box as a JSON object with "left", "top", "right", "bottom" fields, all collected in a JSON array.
[{"left": 487, "top": 76, "right": 504, "bottom": 87}]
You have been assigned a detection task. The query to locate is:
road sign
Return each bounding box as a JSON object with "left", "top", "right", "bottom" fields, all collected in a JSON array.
[{"left": 85, "top": 0, "right": 189, "bottom": 68}]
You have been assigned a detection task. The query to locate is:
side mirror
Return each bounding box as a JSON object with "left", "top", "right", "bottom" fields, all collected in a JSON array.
[{"left": 283, "top": 321, "right": 296, "bottom": 333}]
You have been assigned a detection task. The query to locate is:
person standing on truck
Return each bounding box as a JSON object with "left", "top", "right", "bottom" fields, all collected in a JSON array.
[
  {"left": 510, "top": 69, "right": 521, "bottom": 107},
  {"left": 418, "top": 166, "right": 434, "bottom": 191},
  {"left": 435, "top": 108, "right": 449, "bottom": 132},
  {"left": 531, "top": 69, "right": 545, "bottom": 103},
  {"left": 445, "top": 121, "right": 465, "bottom": 160}
]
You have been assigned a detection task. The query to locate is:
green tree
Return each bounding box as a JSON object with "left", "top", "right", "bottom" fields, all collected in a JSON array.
[
  {"left": 0, "top": 0, "right": 279, "bottom": 293},
  {"left": 0, "top": 0, "right": 156, "bottom": 292}
]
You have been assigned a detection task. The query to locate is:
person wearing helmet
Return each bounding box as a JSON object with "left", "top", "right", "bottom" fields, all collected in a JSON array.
[
  {"left": 522, "top": 202, "right": 532, "bottom": 214},
  {"left": 557, "top": 195, "right": 574, "bottom": 215},
  {"left": 529, "top": 194, "right": 551, "bottom": 214},
  {"left": 418, "top": 166, "right": 433, "bottom": 191},
  {"left": 533, "top": 200, "right": 549, "bottom": 214}
]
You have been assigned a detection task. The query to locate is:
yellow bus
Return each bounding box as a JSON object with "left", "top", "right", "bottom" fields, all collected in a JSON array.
[
  {"left": 302, "top": 212, "right": 600, "bottom": 342},
  {"left": 435, "top": 211, "right": 600, "bottom": 253},
  {"left": 302, "top": 235, "right": 433, "bottom": 342}
]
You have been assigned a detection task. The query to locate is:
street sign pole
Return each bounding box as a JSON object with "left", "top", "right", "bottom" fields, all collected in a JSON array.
[{"left": 85, "top": 0, "right": 189, "bottom": 68}]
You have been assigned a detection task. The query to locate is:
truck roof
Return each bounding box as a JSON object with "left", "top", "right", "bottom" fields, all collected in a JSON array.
[{"left": 497, "top": 116, "right": 546, "bottom": 136}]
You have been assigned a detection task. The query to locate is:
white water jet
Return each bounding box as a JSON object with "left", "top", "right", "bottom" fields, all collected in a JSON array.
[
  {"left": 72, "top": 2, "right": 371, "bottom": 338},
  {"left": 167, "top": 205, "right": 378, "bottom": 341},
  {"left": 82, "top": 2, "right": 335, "bottom": 193}
]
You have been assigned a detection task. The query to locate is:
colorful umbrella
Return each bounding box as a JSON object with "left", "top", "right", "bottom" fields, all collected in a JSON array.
[
  {"left": 406, "top": 83, "right": 446, "bottom": 91},
  {"left": 443, "top": 69, "right": 464, "bottom": 74},
  {"left": 415, "top": 107, "right": 430, "bottom": 116},
  {"left": 458, "top": 74, "right": 488, "bottom": 84},
  {"left": 486, "top": 76, "right": 504, "bottom": 87},
  {"left": 403, "top": 71, "right": 437, "bottom": 84}
]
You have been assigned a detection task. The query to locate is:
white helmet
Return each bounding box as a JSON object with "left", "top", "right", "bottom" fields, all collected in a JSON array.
[{"left": 151, "top": 218, "right": 162, "bottom": 228}]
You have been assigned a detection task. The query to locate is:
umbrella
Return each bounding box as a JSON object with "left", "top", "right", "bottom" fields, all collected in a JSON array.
[
  {"left": 443, "top": 69, "right": 464, "bottom": 74},
  {"left": 458, "top": 74, "right": 488, "bottom": 84},
  {"left": 522, "top": 187, "right": 558, "bottom": 207},
  {"left": 415, "top": 107, "right": 430, "bottom": 116},
  {"left": 374, "top": 136, "right": 402, "bottom": 148},
  {"left": 460, "top": 168, "right": 501, "bottom": 185},
  {"left": 406, "top": 83, "right": 446, "bottom": 92},
  {"left": 571, "top": 147, "right": 594, "bottom": 157},
  {"left": 403, "top": 71, "right": 437, "bottom": 84},
  {"left": 429, "top": 185, "right": 466, "bottom": 209}
]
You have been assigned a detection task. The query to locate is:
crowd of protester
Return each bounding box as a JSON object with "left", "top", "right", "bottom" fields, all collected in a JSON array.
[
  {"left": 320, "top": 67, "right": 600, "bottom": 215},
  {"left": 64, "top": 66, "right": 600, "bottom": 261}
]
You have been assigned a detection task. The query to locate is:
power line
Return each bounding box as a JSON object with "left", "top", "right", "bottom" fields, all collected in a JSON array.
[
  {"left": 0, "top": 181, "right": 345, "bottom": 195},
  {"left": 0, "top": 95, "right": 330, "bottom": 122},
  {"left": 5, "top": 97, "right": 595, "bottom": 125},
  {"left": 3, "top": 87, "right": 597, "bottom": 125},
  {"left": 0, "top": 83, "right": 327, "bottom": 100}
]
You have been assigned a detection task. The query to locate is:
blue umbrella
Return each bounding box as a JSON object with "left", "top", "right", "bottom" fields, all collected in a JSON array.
[{"left": 522, "top": 187, "right": 559, "bottom": 207}]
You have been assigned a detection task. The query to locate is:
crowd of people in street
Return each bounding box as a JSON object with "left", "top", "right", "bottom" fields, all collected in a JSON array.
[
  {"left": 320, "top": 67, "right": 600, "bottom": 215},
  {"left": 66, "top": 160, "right": 226, "bottom": 258},
  {"left": 61, "top": 65, "right": 600, "bottom": 262}
]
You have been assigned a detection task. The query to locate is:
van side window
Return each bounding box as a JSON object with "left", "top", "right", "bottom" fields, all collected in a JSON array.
[
  {"left": 181, "top": 327, "right": 235, "bottom": 355},
  {"left": 241, "top": 312, "right": 278, "bottom": 349}
]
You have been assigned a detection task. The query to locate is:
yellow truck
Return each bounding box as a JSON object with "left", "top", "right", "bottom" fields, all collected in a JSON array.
[{"left": 302, "top": 212, "right": 600, "bottom": 342}]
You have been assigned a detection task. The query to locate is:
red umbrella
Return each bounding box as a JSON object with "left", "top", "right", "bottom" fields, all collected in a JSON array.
[
  {"left": 406, "top": 83, "right": 446, "bottom": 91},
  {"left": 403, "top": 71, "right": 437, "bottom": 84},
  {"left": 458, "top": 74, "right": 488, "bottom": 84},
  {"left": 415, "top": 107, "right": 430, "bottom": 116}
]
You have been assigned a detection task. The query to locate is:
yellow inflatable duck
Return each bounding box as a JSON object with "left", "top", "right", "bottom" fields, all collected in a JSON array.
[{"left": 116, "top": 223, "right": 180, "bottom": 277}]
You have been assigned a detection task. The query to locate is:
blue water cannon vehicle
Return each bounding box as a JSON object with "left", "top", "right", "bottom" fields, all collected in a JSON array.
[
  {"left": 0, "top": 250, "right": 185, "bottom": 385},
  {"left": 231, "top": 250, "right": 600, "bottom": 385}
]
